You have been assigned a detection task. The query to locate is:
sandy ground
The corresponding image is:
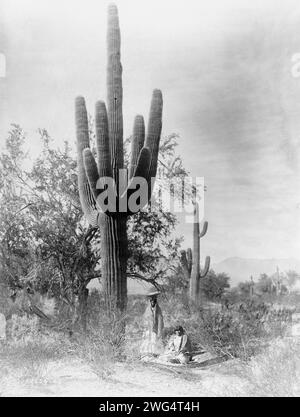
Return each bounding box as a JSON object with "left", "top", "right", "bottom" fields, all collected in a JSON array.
[
  {"left": 0, "top": 354, "right": 249, "bottom": 397},
  {"left": 2, "top": 324, "right": 299, "bottom": 397}
]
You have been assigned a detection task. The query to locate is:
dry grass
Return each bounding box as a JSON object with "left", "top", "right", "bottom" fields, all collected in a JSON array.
[
  {"left": 0, "top": 314, "right": 72, "bottom": 387},
  {"left": 1, "top": 293, "right": 299, "bottom": 397},
  {"left": 243, "top": 337, "right": 300, "bottom": 396}
]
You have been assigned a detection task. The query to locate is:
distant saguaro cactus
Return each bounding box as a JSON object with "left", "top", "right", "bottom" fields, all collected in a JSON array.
[
  {"left": 181, "top": 202, "right": 210, "bottom": 303},
  {"left": 75, "top": 4, "right": 163, "bottom": 312}
]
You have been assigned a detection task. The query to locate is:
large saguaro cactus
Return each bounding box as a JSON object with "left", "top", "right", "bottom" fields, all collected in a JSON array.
[
  {"left": 181, "top": 203, "right": 210, "bottom": 303},
  {"left": 75, "top": 4, "right": 163, "bottom": 312}
]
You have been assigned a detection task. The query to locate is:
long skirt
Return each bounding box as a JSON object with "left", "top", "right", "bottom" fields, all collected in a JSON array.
[{"left": 140, "top": 330, "right": 164, "bottom": 359}]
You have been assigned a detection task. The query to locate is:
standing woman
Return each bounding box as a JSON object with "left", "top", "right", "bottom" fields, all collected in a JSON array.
[{"left": 140, "top": 286, "right": 164, "bottom": 360}]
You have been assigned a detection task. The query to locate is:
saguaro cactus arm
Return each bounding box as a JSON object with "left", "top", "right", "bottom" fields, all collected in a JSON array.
[
  {"left": 145, "top": 89, "right": 163, "bottom": 187},
  {"left": 77, "top": 5, "right": 163, "bottom": 217},
  {"left": 75, "top": 96, "right": 99, "bottom": 226},
  {"left": 78, "top": 100, "right": 162, "bottom": 216},
  {"left": 125, "top": 90, "right": 163, "bottom": 204},
  {"left": 129, "top": 115, "right": 145, "bottom": 179},
  {"left": 199, "top": 221, "right": 208, "bottom": 238},
  {"left": 186, "top": 247, "right": 193, "bottom": 274},
  {"left": 95, "top": 101, "right": 112, "bottom": 179},
  {"left": 200, "top": 256, "right": 210, "bottom": 278}
]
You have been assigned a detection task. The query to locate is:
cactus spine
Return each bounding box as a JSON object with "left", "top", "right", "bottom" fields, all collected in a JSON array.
[
  {"left": 181, "top": 202, "right": 210, "bottom": 303},
  {"left": 75, "top": 4, "right": 163, "bottom": 312}
]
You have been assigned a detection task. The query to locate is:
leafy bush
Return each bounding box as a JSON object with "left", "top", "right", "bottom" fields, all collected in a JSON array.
[{"left": 201, "top": 271, "right": 230, "bottom": 301}]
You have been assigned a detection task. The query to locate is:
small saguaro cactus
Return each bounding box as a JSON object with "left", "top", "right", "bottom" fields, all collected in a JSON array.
[
  {"left": 75, "top": 4, "right": 163, "bottom": 312},
  {"left": 181, "top": 202, "right": 210, "bottom": 303}
]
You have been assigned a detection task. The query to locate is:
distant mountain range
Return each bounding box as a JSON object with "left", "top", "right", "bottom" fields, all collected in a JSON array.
[{"left": 213, "top": 257, "right": 300, "bottom": 287}]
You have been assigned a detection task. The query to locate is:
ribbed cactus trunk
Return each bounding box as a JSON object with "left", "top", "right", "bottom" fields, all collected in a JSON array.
[
  {"left": 100, "top": 215, "right": 127, "bottom": 311},
  {"left": 190, "top": 203, "right": 201, "bottom": 302},
  {"left": 102, "top": 5, "right": 127, "bottom": 311},
  {"left": 75, "top": 4, "right": 163, "bottom": 313}
]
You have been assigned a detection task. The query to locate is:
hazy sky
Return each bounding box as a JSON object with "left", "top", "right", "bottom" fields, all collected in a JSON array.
[{"left": 1, "top": 0, "right": 300, "bottom": 263}]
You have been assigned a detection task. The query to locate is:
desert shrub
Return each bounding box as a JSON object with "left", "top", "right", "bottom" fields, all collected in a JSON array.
[
  {"left": 0, "top": 314, "right": 72, "bottom": 384},
  {"left": 156, "top": 293, "right": 293, "bottom": 361},
  {"left": 199, "top": 301, "right": 292, "bottom": 360},
  {"left": 49, "top": 291, "right": 147, "bottom": 372},
  {"left": 7, "top": 314, "right": 40, "bottom": 344},
  {"left": 201, "top": 271, "right": 230, "bottom": 301},
  {"left": 49, "top": 300, "right": 74, "bottom": 334},
  {"left": 124, "top": 296, "right": 147, "bottom": 361},
  {"left": 39, "top": 296, "right": 56, "bottom": 317},
  {"left": 0, "top": 283, "right": 11, "bottom": 317},
  {"left": 6, "top": 314, "right": 71, "bottom": 351},
  {"left": 86, "top": 289, "right": 106, "bottom": 324},
  {"left": 197, "top": 309, "right": 265, "bottom": 360},
  {"left": 0, "top": 340, "right": 64, "bottom": 383},
  {"left": 74, "top": 303, "right": 127, "bottom": 378},
  {"left": 87, "top": 290, "right": 127, "bottom": 353}
]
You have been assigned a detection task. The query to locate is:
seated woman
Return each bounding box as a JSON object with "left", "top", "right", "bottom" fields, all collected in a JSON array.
[{"left": 163, "top": 325, "right": 192, "bottom": 364}]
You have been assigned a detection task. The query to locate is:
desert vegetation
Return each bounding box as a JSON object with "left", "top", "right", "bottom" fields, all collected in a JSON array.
[{"left": 1, "top": 4, "right": 300, "bottom": 397}]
